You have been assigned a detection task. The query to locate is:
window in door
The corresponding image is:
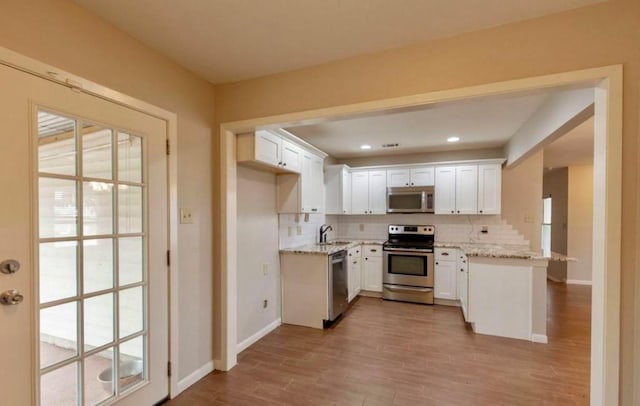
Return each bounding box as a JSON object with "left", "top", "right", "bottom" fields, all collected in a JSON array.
[{"left": 37, "top": 110, "right": 147, "bottom": 406}]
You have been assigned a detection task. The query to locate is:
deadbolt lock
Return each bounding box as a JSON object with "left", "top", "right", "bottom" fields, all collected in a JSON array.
[
  {"left": 0, "top": 259, "right": 20, "bottom": 275},
  {"left": 0, "top": 290, "right": 24, "bottom": 305}
]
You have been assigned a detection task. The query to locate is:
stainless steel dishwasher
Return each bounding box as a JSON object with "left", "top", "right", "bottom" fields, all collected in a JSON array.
[{"left": 326, "top": 250, "right": 348, "bottom": 326}]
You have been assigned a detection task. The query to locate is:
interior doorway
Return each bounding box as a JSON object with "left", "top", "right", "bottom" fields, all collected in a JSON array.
[{"left": 219, "top": 66, "right": 622, "bottom": 405}]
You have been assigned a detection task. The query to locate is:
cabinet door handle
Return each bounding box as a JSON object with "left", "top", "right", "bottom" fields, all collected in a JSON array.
[
  {"left": 436, "top": 262, "right": 439, "bottom": 265},
  {"left": 405, "top": 183, "right": 409, "bottom": 186},
  {"left": 442, "top": 252, "right": 449, "bottom": 256},
  {"left": 353, "top": 261, "right": 357, "bottom": 265},
  {"left": 283, "top": 162, "right": 287, "bottom": 166},
  {"left": 370, "top": 249, "right": 377, "bottom": 252},
  {"left": 312, "top": 208, "right": 318, "bottom": 212},
  {"left": 451, "top": 210, "right": 454, "bottom": 214},
  {"left": 457, "top": 210, "right": 460, "bottom": 213},
  {"left": 479, "top": 210, "right": 483, "bottom": 213}
]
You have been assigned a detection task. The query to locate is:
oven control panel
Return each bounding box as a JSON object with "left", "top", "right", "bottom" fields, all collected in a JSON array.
[{"left": 388, "top": 225, "right": 435, "bottom": 235}]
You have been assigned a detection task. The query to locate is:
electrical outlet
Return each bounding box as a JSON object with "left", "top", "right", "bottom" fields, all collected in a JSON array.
[
  {"left": 296, "top": 225, "right": 302, "bottom": 235},
  {"left": 359, "top": 224, "right": 365, "bottom": 232},
  {"left": 262, "top": 263, "right": 268, "bottom": 276},
  {"left": 180, "top": 208, "right": 194, "bottom": 224},
  {"left": 263, "top": 299, "right": 268, "bottom": 309}
]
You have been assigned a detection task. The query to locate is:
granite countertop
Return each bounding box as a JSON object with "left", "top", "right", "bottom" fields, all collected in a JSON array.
[
  {"left": 436, "top": 241, "right": 576, "bottom": 262},
  {"left": 280, "top": 239, "right": 575, "bottom": 261},
  {"left": 279, "top": 239, "right": 385, "bottom": 256}
]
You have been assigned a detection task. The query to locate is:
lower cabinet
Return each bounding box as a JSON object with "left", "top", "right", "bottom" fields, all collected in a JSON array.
[
  {"left": 434, "top": 248, "right": 458, "bottom": 300},
  {"left": 362, "top": 245, "right": 383, "bottom": 292},
  {"left": 347, "top": 246, "right": 361, "bottom": 302},
  {"left": 457, "top": 252, "right": 469, "bottom": 321}
]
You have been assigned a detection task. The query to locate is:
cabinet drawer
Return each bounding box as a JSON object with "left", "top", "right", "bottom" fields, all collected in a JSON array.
[
  {"left": 363, "top": 245, "right": 382, "bottom": 257},
  {"left": 435, "top": 248, "right": 456, "bottom": 261}
]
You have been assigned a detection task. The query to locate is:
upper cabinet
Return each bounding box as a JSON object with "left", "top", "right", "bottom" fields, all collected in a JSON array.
[
  {"left": 478, "top": 164, "right": 502, "bottom": 215},
  {"left": 325, "top": 165, "right": 351, "bottom": 214},
  {"left": 278, "top": 151, "right": 324, "bottom": 214},
  {"left": 237, "top": 130, "right": 302, "bottom": 173},
  {"left": 351, "top": 170, "right": 387, "bottom": 214},
  {"left": 435, "top": 163, "right": 501, "bottom": 215},
  {"left": 386, "top": 166, "right": 434, "bottom": 187}
]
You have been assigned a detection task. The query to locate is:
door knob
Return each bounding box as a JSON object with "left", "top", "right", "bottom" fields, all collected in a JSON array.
[
  {"left": 0, "top": 289, "right": 24, "bottom": 305},
  {"left": 0, "top": 259, "right": 20, "bottom": 274}
]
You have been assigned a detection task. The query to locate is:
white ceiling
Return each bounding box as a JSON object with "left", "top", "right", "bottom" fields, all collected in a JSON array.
[
  {"left": 543, "top": 116, "right": 594, "bottom": 168},
  {"left": 284, "top": 91, "right": 550, "bottom": 158},
  {"left": 75, "top": 0, "right": 604, "bottom": 84}
]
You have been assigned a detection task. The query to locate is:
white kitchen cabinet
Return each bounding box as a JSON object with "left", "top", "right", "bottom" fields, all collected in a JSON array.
[
  {"left": 386, "top": 169, "right": 411, "bottom": 187},
  {"left": 435, "top": 248, "right": 457, "bottom": 300},
  {"left": 434, "top": 166, "right": 456, "bottom": 214},
  {"left": 324, "top": 165, "right": 351, "bottom": 214},
  {"left": 237, "top": 130, "right": 302, "bottom": 173},
  {"left": 410, "top": 167, "right": 435, "bottom": 186},
  {"left": 457, "top": 251, "right": 469, "bottom": 321},
  {"left": 351, "top": 170, "right": 387, "bottom": 214},
  {"left": 478, "top": 163, "right": 502, "bottom": 215},
  {"left": 455, "top": 165, "right": 478, "bottom": 215},
  {"left": 435, "top": 165, "right": 480, "bottom": 215},
  {"left": 362, "top": 245, "right": 382, "bottom": 292},
  {"left": 347, "top": 246, "right": 362, "bottom": 302},
  {"left": 277, "top": 151, "right": 324, "bottom": 214},
  {"left": 281, "top": 139, "right": 302, "bottom": 173},
  {"left": 387, "top": 166, "right": 434, "bottom": 187}
]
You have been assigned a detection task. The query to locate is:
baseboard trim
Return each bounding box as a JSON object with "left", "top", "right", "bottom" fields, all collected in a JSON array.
[
  {"left": 176, "top": 360, "right": 214, "bottom": 395},
  {"left": 236, "top": 318, "right": 281, "bottom": 354},
  {"left": 566, "top": 279, "right": 592, "bottom": 285},
  {"left": 531, "top": 334, "right": 548, "bottom": 344}
]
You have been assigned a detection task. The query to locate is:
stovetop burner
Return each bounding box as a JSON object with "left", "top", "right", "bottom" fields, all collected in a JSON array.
[{"left": 383, "top": 224, "right": 435, "bottom": 252}]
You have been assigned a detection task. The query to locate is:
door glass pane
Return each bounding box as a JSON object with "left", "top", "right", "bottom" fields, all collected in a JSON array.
[
  {"left": 40, "top": 241, "right": 77, "bottom": 303},
  {"left": 84, "top": 293, "right": 114, "bottom": 351},
  {"left": 38, "top": 111, "right": 76, "bottom": 176},
  {"left": 83, "top": 123, "right": 113, "bottom": 180},
  {"left": 119, "top": 336, "right": 145, "bottom": 392},
  {"left": 118, "top": 185, "right": 142, "bottom": 233},
  {"left": 389, "top": 255, "right": 426, "bottom": 276},
  {"left": 85, "top": 348, "right": 115, "bottom": 405},
  {"left": 84, "top": 239, "right": 114, "bottom": 294},
  {"left": 41, "top": 362, "right": 78, "bottom": 406},
  {"left": 40, "top": 302, "right": 77, "bottom": 368},
  {"left": 119, "top": 287, "right": 143, "bottom": 338},
  {"left": 118, "top": 132, "right": 142, "bottom": 183},
  {"left": 119, "top": 237, "right": 143, "bottom": 286},
  {"left": 83, "top": 181, "right": 114, "bottom": 236},
  {"left": 39, "top": 178, "right": 78, "bottom": 238},
  {"left": 388, "top": 193, "right": 422, "bottom": 211}
]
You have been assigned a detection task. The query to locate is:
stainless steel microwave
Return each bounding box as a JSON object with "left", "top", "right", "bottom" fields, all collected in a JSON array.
[{"left": 386, "top": 186, "right": 435, "bottom": 213}]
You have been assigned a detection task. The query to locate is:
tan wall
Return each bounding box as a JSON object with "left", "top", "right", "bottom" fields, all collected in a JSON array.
[
  {"left": 501, "top": 151, "right": 544, "bottom": 250},
  {"left": 214, "top": 0, "right": 640, "bottom": 401},
  {"left": 568, "top": 165, "right": 595, "bottom": 282},
  {"left": 543, "top": 168, "right": 569, "bottom": 281},
  {"left": 0, "top": 0, "right": 216, "bottom": 380}
]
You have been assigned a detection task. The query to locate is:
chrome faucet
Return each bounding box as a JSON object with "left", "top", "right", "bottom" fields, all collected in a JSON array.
[{"left": 319, "top": 224, "right": 333, "bottom": 243}]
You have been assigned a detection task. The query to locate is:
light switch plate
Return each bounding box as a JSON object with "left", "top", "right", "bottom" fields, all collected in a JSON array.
[{"left": 180, "top": 208, "right": 194, "bottom": 224}]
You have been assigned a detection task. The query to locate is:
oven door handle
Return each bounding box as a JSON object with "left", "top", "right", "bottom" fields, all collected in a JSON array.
[
  {"left": 384, "top": 284, "right": 433, "bottom": 293},
  {"left": 383, "top": 248, "right": 433, "bottom": 255}
]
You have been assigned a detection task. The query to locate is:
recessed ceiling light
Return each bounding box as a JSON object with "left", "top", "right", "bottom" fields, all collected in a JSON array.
[
  {"left": 447, "top": 136, "right": 460, "bottom": 143},
  {"left": 360, "top": 144, "right": 372, "bottom": 150}
]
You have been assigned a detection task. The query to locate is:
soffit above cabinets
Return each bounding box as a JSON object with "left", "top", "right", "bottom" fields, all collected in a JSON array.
[{"left": 74, "top": 0, "right": 605, "bottom": 84}]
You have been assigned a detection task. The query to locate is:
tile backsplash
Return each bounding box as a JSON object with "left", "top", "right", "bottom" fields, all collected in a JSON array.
[{"left": 279, "top": 213, "right": 529, "bottom": 248}]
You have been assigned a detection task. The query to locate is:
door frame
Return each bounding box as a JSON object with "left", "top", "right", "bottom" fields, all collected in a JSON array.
[
  {"left": 219, "top": 65, "right": 623, "bottom": 405},
  {"left": 0, "top": 47, "right": 182, "bottom": 399}
]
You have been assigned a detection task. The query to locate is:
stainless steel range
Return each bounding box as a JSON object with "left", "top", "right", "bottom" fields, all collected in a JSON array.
[{"left": 382, "top": 225, "right": 435, "bottom": 305}]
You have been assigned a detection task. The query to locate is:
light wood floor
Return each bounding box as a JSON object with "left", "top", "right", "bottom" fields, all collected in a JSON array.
[{"left": 166, "top": 281, "right": 590, "bottom": 405}]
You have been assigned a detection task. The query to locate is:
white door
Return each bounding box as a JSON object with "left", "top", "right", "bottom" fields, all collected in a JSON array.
[
  {"left": 254, "top": 130, "right": 281, "bottom": 167},
  {"left": 410, "top": 167, "right": 434, "bottom": 186},
  {"left": 363, "top": 256, "right": 383, "bottom": 292},
  {"left": 280, "top": 139, "right": 302, "bottom": 173},
  {"left": 342, "top": 169, "right": 351, "bottom": 215},
  {"left": 310, "top": 154, "right": 324, "bottom": 213},
  {"left": 351, "top": 171, "right": 369, "bottom": 214},
  {"left": 434, "top": 260, "right": 457, "bottom": 299},
  {"left": 0, "top": 64, "right": 169, "bottom": 405},
  {"left": 386, "top": 169, "right": 410, "bottom": 187},
  {"left": 455, "top": 165, "right": 478, "bottom": 215},
  {"left": 368, "top": 170, "right": 387, "bottom": 214},
  {"left": 478, "top": 163, "right": 501, "bottom": 215},
  {"left": 434, "top": 166, "right": 456, "bottom": 214}
]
